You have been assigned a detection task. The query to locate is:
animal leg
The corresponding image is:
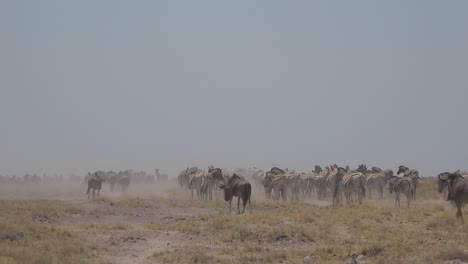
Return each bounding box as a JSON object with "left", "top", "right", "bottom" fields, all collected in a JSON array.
[{"left": 456, "top": 202, "right": 463, "bottom": 223}]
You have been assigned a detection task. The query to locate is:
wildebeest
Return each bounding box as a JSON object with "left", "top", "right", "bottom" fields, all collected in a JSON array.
[
  {"left": 438, "top": 171, "right": 468, "bottom": 199},
  {"left": 86, "top": 172, "right": 105, "bottom": 199},
  {"left": 219, "top": 174, "right": 251, "bottom": 214},
  {"left": 438, "top": 172, "right": 468, "bottom": 223}
]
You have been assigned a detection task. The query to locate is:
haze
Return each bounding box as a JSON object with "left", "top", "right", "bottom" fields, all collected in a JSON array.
[{"left": 1, "top": 1, "right": 467, "bottom": 177}]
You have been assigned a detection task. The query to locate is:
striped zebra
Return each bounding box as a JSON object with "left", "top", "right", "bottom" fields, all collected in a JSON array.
[
  {"left": 250, "top": 167, "right": 265, "bottom": 189},
  {"left": 178, "top": 169, "right": 190, "bottom": 191},
  {"left": 342, "top": 172, "right": 366, "bottom": 205},
  {"left": 261, "top": 171, "right": 274, "bottom": 199},
  {"left": 397, "top": 165, "right": 420, "bottom": 200},
  {"left": 327, "top": 166, "right": 345, "bottom": 206},
  {"left": 366, "top": 170, "right": 393, "bottom": 199},
  {"left": 86, "top": 172, "right": 105, "bottom": 199},
  {"left": 272, "top": 174, "right": 288, "bottom": 201},
  {"left": 300, "top": 173, "right": 315, "bottom": 199},
  {"left": 315, "top": 168, "right": 329, "bottom": 200},
  {"left": 388, "top": 176, "right": 413, "bottom": 208},
  {"left": 200, "top": 173, "right": 215, "bottom": 200},
  {"left": 188, "top": 170, "right": 205, "bottom": 199},
  {"left": 285, "top": 173, "right": 301, "bottom": 201}
]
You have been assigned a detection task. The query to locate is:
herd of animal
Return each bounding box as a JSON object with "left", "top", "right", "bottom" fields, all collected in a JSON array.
[
  {"left": 176, "top": 164, "right": 468, "bottom": 223},
  {"left": 84, "top": 169, "right": 167, "bottom": 199},
  {"left": 2, "top": 164, "right": 466, "bottom": 223}
]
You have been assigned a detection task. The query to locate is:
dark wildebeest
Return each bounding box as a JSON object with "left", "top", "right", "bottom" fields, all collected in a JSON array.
[
  {"left": 218, "top": 174, "right": 251, "bottom": 214},
  {"left": 438, "top": 172, "right": 468, "bottom": 223},
  {"left": 86, "top": 172, "right": 105, "bottom": 199},
  {"left": 438, "top": 171, "right": 468, "bottom": 200}
]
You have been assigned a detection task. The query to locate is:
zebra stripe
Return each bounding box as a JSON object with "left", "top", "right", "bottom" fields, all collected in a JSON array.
[
  {"left": 342, "top": 172, "right": 365, "bottom": 205},
  {"left": 389, "top": 176, "right": 413, "bottom": 208},
  {"left": 366, "top": 169, "right": 393, "bottom": 199},
  {"left": 189, "top": 171, "right": 205, "bottom": 199}
]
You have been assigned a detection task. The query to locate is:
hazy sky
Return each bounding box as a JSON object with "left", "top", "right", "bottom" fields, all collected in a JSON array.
[{"left": 1, "top": 1, "right": 467, "bottom": 177}]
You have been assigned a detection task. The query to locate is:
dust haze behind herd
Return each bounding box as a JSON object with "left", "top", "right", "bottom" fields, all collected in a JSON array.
[{"left": 1, "top": 1, "right": 468, "bottom": 180}]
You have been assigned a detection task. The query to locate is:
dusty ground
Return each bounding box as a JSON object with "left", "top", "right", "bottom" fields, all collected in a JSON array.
[{"left": 1, "top": 179, "right": 468, "bottom": 264}]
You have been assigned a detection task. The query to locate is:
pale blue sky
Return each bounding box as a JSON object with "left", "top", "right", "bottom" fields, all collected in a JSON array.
[{"left": 1, "top": 1, "right": 467, "bottom": 176}]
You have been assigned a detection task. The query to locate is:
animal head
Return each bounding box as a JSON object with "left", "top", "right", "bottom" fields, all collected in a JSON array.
[
  {"left": 209, "top": 167, "right": 223, "bottom": 181},
  {"left": 314, "top": 165, "right": 322, "bottom": 173},
  {"left": 219, "top": 182, "right": 232, "bottom": 201},
  {"left": 357, "top": 164, "right": 368, "bottom": 174},
  {"left": 397, "top": 166, "right": 408, "bottom": 175},
  {"left": 437, "top": 172, "right": 450, "bottom": 193},
  {"left": 383, "top": 170, "right": 394, "bottom": 180}
]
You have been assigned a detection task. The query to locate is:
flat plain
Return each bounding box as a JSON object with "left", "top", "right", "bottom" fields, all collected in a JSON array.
[{"left": 0, "top": 178, "right": 467, "bottom": 264}]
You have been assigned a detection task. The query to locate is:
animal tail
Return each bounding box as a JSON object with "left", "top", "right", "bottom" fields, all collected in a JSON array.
[
  {"left": 86, "top": 184, "right": 91, "bottom": 195},
  {"left": 244, "top": 183, "right": 252, "bottom": 208},
  {"left": 361, "top": 177, "right": 366, "bottom": 198}
]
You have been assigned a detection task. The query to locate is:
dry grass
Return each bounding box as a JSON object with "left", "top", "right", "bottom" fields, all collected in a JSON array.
[
  {"left": 151, "top": 249, "right": 218, "bottom": 264},
  {"left": 0, "top": 221, "right": 100, "bottom": 264},
  {"left": 1, "top": 179, "right": 467, "bottom": 264},
  {"left": 146, "top": 179, "right": 468, "bottom": 264},
  {"left": 78, "top": 222, "right": 131, "bottom": 231},
  {"left": 0, "top": 200, "right": 84, "bottom": 221},
  {"left": 0, "top": 199, "right": 99, "bottom": 264}
]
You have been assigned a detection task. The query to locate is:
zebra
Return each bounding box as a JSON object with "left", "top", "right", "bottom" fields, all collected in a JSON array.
[
  {"left": 249, "top": 167, "right": 265, "bottom": 190},
  {"left": 315, "top": 168, "right": 329, "bottom": 200},
  {"left": 200, "top": 166, "right": 223, "bottom": 200},
  {"left": 326, "top": 166, "right": 344, "bottom": 206},
  {"left": 388, "top": 176, "right": 413, "bottom": 208},
  {"left": 178, "top": 168, "right": 191, "bottom": 191},
  {"left": 397, "top": 165, "right": 420, "bottom": 200},
  {"left": 188, "top": 170, "right": 205, "bottom": 199},
  {"left": 200, "top": 173, "right": 215, "bottom": 200},
  {"left": 285, "top": 173, "right": 301, "bottom": 201},
  {"left": 366, "top": 170, "right": 393, "bottom": 199},
  {"left": 271, "top": 174, "right": 288, "bottom": 201},
  {"left": 86, "top": 172, "right": 105, "bottom": 199},
  {"left": 342, "top": 172, "right": 366, "bottom": 205},
  {"left": 118, "top": 172, "right": 130, "bottom": 192},
  {"left": 261, "top": 172, "right": 274, "bottom": 200},
  {"left": 300, "top": 173, "right": 315, "bottom": 199}
]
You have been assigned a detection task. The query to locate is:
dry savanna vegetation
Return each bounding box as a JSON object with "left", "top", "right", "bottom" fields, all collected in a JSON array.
[{"left": 0, "top": 178, "right": 467, "bottom": 264}]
